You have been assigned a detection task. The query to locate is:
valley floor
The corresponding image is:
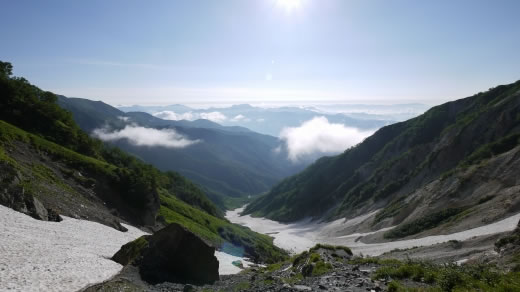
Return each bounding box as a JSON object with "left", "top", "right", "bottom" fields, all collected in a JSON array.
[
  {"left": 0, "top": 205, "right": 250, "bottom": 292},
  {"left": 227, "top": 207, "right": 520, "bottom": 257}
]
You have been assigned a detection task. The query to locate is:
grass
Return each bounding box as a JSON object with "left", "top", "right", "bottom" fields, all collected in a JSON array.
[
  {"left": 233, "top": 281, "right": 250, "bottom": 291},
  {"left": 461, "top": 133, "right": 520, "bottom": 168},
  {"left": 0, "top": 120, "right": 286, "bottom": 264},
  {"left": 112, "top": 236, "right": 150, "bottom": 265},
  {"left": 370, "top": 258, "right": 520, "bottom": 292},
  {"left": 0, "top": 120, "right": 116, "bottom": 178},
  {"left": 309, "top": 243, "right": 353, "bottom": 255},
  {"left": 384, "top": 208, "right": 466, "bottom": 239},
  {"left": 158, "top": 192, "right": 288, "bottom": 263},
  {"left": 373, "top": 197, "right": 408, "bottom": 225},
  {"left": 311, "top": 260, "right": 333, "bottom": 276}
]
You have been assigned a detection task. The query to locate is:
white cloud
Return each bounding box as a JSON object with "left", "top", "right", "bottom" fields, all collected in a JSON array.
[
  {"left": 280, "top": 117, "right": 374, "bottom": 162},
  {"left": 200, "top": 112, "right": 227, "bottom": 123},
  {"left": 153, "top": 111, "right": 195, "bottom": 121},
  {"left": 117, "top": 116, "right": 130, "bottom": 122},
  {"left": 92, "top": 125, "right": 200, "bottom": 148},
  {"left": 230, "top": 114, "right": 251, "bottom": 122},
  {"left": 153, "top": 111, "right": 227, "bottom": 123}
]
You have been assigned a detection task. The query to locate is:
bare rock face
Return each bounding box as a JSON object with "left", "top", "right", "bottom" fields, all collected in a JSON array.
[
  {"left": 112, "top": 223, "right": 219, "bottom": 285},
  {"left": 0, "top": 162, "right": 63, "bottom": 222}
]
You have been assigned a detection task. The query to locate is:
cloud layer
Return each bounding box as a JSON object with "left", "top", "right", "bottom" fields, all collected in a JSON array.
[
  {"left": 92, "top": 125, "right": 200, "bottom": 148},
  {"left": 280, "top": 117, "right": 374, "bottom": 162},
  {"left": 153, "top": 111, "right": 227, "bottom": 123}
]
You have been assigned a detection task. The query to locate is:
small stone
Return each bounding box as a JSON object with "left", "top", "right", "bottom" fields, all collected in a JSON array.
[{"left": 294, "top": 285, "right": 312, "bottom": 291}]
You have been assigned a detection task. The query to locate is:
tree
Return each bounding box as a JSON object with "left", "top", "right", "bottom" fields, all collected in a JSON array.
[{"left": 0, "top": 61, "right": 13, "bottom": 78}]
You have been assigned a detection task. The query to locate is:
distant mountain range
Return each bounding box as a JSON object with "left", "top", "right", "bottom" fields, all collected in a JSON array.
[
  {"left": 57, "top": 96, "right": 310, "bottom": 209},
  {"left": 0, "top": 60, "right": 287, "bottom": 263},
  {"left": 245, "top": 81, "right": 520, "bottom": 240},
  {"left": 117, "top": 103, "right": 427, "bottom": 137}
]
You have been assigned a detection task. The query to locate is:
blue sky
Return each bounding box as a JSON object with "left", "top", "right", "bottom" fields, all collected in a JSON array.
[{"left": 1, "top": 0, "right": 519, "bottom": 106}]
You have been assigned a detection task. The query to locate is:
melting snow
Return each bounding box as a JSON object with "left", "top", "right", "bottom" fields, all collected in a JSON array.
[
  {"left": 0, "top": 205, "right": 249, "bottom": 292},
  {"left": 227, "top": 207, "right": 520, "bottom": 256}
]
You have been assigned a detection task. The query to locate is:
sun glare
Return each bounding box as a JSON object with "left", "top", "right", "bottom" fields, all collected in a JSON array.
[{"left": 276, "top": 0, "right": 302, "bottom": 12}]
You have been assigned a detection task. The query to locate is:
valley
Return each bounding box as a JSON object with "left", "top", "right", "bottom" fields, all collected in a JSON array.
[
  {"left": 2, "top": 1, "right": 520, "bottom": 291},
  {"left": 227, "top": 206, "right": 520, "bottom": 258},
  {"left": 1, "top": 60, "right": 520, "bottom": 291}
]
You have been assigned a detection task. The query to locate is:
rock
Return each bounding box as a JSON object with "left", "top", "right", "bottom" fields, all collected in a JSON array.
[
  {"left": 47, "top": 208, "right": 63, "bottom": 222},
  {"left": 294, "top": 285, "right": 312, "bottom": 291},
  {"left": 319, "top": 284, "right": 328, "bottom": 290},
  {"left": 302, "top": 264, "right": 314, "bottom": 277},
  {"left": 27, "top": 196, "right": 48, "bottom": 220},
  {"left": 113, "top": 223, "right": 219, "bottom": 285},
  {"left": 108, "top": 218, "right": 128, "bottom": 232},
  {"left": 112, "top": 236, "right": 151, "bottom": 265},
  {"left": 183, "top": 284, "right": 195, "bottom": 292}
]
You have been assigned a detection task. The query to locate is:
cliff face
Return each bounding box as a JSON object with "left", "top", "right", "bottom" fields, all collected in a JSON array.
[{"left": 245, "top": 81, "right": 520, "bottom": 237}]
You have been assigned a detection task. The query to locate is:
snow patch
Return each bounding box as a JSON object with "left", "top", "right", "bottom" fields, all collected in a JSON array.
[
  {"left": 0, "top": 205, "right": 250, "bottom": 291},
  {"left": 227, "top": 207, "right": 520, "bottom": 256}
]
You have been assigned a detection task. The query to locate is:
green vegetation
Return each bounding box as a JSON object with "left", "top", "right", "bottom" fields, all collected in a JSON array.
[
  {"left": 495, "top": 232, "right": 520, "bottom": 250},
  {"left": 232, "top": 281, "right": 250, "bottom": 291},
  {"left": 373, "top": 197, "right": 408, "bottom": 225},
  {"left": 0, "top": 61, "right": 286, "bottom": 263},
  {"left": 266, "top": 262, "right": 283, "bottom": 272},
  {"left": 58, "top": 95, "right": 300, "bottom": 211},
  {"left": 158, "top": 192, "right": 287, "bottom": 263},
  {"left": 309, "top": 243, "right": 353, "bottom": 255},
  {"left": 245, "top": 79, "right": 520, "bottom": 223},
  {"left": 462, "top": 133, "right": 520, "bottom": 167},
  {"left": 112, "top": 236, "right": 150, "bottom": 265},
  {"left": 371, "top": 258, "right": 520, "bottom": 292},
  {"left": 384, "top": 208, "right": 466, "bottom": 239}
]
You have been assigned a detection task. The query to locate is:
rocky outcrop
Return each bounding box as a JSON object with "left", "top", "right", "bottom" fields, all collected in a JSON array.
[
  {"left": 0, "top": 162, "right": 62, "bottom": 222},
  {"left": 112, "top": 223, "right": 219, "bottom": 285}
]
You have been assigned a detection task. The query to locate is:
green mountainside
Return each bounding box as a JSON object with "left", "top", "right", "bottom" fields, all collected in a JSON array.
[
  {"left": 0, "top": 61, "right": 286, "bottom": 263},
  {"left": 57, "top": 96, "right": 307, "bottom": 209},
  {"left": 245, "top": 80, "right": 520, "bottom": 233}
]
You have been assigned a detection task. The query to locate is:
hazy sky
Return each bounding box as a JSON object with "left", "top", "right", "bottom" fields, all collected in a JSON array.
[{"left": 1, "top": 0, "right": 519, "bottom": 106}]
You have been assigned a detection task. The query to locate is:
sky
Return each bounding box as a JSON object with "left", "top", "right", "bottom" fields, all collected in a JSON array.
[{"left": 1, "top": 0, "right": 519, "bottom": 106}]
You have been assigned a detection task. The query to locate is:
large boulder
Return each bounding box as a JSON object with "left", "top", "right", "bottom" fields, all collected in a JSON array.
[{"left": 112, "top": 223, "right": 219, "bottom": 285}]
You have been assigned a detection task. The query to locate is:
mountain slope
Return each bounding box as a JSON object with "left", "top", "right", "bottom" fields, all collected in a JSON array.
[
  {"left": 58, "top": 96, "right": 307, "bottom": 209},
  {"left": 245, "top": 81, "right": 520, "bottom": 234},
  {"left": 0, "top": 61, "right": 287, "bottom": 262}
]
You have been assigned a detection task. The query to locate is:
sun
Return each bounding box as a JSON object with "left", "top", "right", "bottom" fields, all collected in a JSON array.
[{"left": 276, "top": 0, "right": 302, "bottom": 12}]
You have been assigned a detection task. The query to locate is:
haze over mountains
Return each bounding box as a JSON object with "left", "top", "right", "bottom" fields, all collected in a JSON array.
[
  {"left": 118, "top": 103, "right": 429, "bottom": 137},
  {"left": 58, "top": 96, "right": 427, "bottom": 209},
  {"left": 2, "top": 60, "right": 520, "bottom": 291},
  {"left": 245, "top": 81, "right": 520, "bottom": 240}
]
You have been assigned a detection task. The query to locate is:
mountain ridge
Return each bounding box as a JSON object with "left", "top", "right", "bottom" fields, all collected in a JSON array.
[
  {"left": 245, "top": 80, "right": 520, "bottom": 239},
  {"left": 57, "top": 95, "right": 309, "bottom": 209}
]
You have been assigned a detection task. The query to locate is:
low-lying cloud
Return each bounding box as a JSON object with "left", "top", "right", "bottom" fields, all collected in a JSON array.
[
  {"left": 153, "top": 111, "right": 195, "bottom": 121},
  {"left": 92, "top": 125, "right": 200, "bottom": 148},
  {"left": 153, "top": 111, "right": 227, "bottom": 123},
  {"left": 280, "top": 117, "right": 374, "bottom": 162}
]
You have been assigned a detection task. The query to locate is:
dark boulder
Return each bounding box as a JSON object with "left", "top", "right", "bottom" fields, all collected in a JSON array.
[
  {"left": 47, "top": 208, "right": 63, "bottom": 222},
  {"left": 112, "top": 223, "right": 219, "bottom": 285}
]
